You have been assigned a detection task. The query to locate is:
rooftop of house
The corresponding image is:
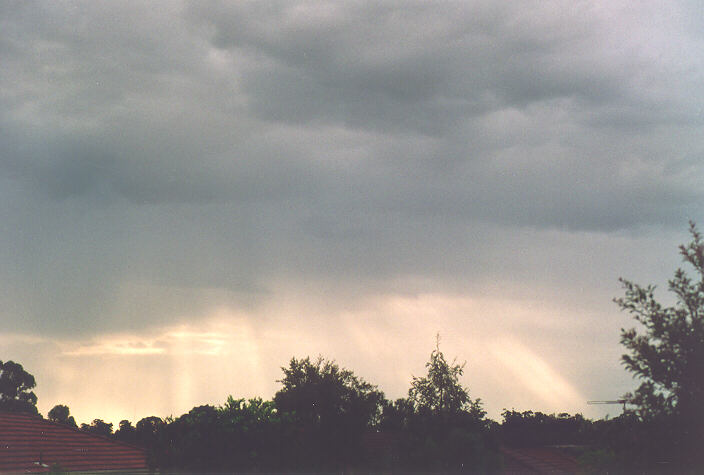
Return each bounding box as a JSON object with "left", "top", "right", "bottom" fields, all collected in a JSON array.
[{"left": 0, "top": 411, "right": 148, "bottom": 473}]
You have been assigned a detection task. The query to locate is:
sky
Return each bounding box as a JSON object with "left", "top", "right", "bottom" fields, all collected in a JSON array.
[{"left": 2, "top": 0, "right": 704, "bottom": 426}]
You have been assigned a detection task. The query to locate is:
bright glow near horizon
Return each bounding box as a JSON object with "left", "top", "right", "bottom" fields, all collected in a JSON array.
[{"left": 10, "top": 292, "right": 626, "bottom": 426}]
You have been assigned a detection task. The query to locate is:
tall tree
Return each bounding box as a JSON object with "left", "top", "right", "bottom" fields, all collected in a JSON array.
[
  {"left": 135, "top": 416, "right": 167, "bottom": 469},
  {"left": 615, "top": 221, "right": 704, "bottom": 466},
  {"left": 115, "top": 419, "right": 136, "bottom": 443},
  {"left": 409, "top": 335, "right": 484, "bottom": 419},
  {"left": 166, "top": 407, "right": 224, "bottom": 470},
  {"left": 389, "top": 337, "right": 494, "bottom": 471},
  {"left": 0, "top": 360, "right": 38, "bottom": 414},
  {"left": 274, "top": 356, "right": 385, "bottom": 469}
]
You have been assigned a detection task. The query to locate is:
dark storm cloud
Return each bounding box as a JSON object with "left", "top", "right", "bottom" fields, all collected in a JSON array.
[
  {"left": 194, "top": 1, "right": 700, "bottom": 131},
  {"left": 1, "top": 0, "right": 703, "bottom": 336}
]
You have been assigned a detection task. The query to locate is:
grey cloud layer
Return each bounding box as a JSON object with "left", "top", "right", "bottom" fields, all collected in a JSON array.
[{"left": 1, "top": 1, "right": 702, "bottom": 334}]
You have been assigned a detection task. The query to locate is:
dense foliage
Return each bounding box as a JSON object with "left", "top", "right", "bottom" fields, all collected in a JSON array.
[
  {"left": 274, "top": 356, "right": 385, "bottom": 469},
  {"left": 80, "top": 418, "right": 114, "bottom": 437},
  {"left": 409, "top": 335, "right": 482, "bottom": 418},
  {"left": 0, "top": 360, "right": 38, "bottom": 414},
  {"left": 48, "top": 404, "right": 77, "bottom": 427},
  {"left": 393, "top": 337, "right": 496, "bottom": 471},
  {"left": 615, "top": 221, "right": 704, "bottom": 467}
]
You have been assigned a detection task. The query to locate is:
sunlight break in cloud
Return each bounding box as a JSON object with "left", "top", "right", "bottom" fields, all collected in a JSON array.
[
  {"left": 61, "top": 324, "right": 236, "bottom": 357},
  {"left": 491, "top": 337, "right": 583, "bottom": 410},
  {"left": 63, "top": 341, "right": 165, "bottom": 356},
  {"left": 22, "top": 291, "right": 628, "bottom": 425}
]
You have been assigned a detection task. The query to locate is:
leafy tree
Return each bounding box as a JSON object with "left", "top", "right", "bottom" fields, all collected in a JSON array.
[
  {"left": 48, "top": 404, "right": 77, "bottom": 427},
  {"left": 379, "top": 338, "right": 497, "bottom": 472},
  {"left": 136, "top": 415, "right": 165, "bottom": 444},
  {"left": 218, "top": 396, "right": 293, "bottom": 470},
  {"left": 615, "top": 221, "right": 704, "bottom": 466},
  {"left": 0, "top": 360, "right": 38, "bottom": 414},
  {"left": 80, "top": 418, "right": 113, "bottom": 437},
  {"left": 409, "top": 334, "right": 484, "bottom": 419},
  {"left": 170, "top": 406, "right": 222, "bottom": 469},
  {"left": 379, "top": 397, "right": 415, "bottom": 433},
  {"left": 274, "top": 356, "right": 385, "bottom": 469},
  {"left": 114, "top": 419, "right": 136, "bottom": 444},
  {"left": 134, "top": 416, "right": 167, "bottom": 469}
]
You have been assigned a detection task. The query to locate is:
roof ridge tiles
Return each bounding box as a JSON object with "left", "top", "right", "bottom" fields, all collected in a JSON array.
[{"left": 0, "top": 411, "right": 148, "bottom": 473}]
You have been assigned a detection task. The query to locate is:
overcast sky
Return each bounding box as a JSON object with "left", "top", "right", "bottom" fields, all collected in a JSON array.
[{"left": 2, "top": 0, "right": 703, "bottom": 425}]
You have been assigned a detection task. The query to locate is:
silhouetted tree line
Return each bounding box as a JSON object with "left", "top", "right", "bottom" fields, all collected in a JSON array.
[
  {"left": 2, "top": 343, "right": 701, "bottom": 472},
  {"left": 107, "top": 343, "right": 504, "bottom": 472},
  {"left": 2, "top": 222, "right": 703, "bottom": 472},
  {"left": 36, "top": 349, "right": 703, "bottom": 472}
]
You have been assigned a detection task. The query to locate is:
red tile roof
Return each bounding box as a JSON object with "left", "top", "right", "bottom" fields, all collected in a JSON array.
[{"left": 0, "top": 411, "right": 148, "bottom": 473}]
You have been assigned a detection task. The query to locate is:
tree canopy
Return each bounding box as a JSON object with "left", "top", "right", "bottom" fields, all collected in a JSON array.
[
  {"left": 615, "top": 221, "right": 704, "bottom": 466},
  {"left": 48, "top": 404, "right": 77, "bottom": 427},
  {"left": 0, "top": 360, "right": 38, "bottom": 414},
  {"left": 391, "top": 337, "right": 494, "bottom": 470},
  {"left": 80, "top": 419, "right": 113, "bottom": 437},
  {"left": 275, "top": 356, "right": 385, "bottom": 428},
  {"left": 274, "top": 356, "right": 385, "bottom": 469},
  {"left": 409, "top": 335, "right": 484, "bottom": 419}
]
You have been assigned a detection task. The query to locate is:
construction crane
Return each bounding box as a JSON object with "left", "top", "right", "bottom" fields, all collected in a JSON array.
[{"left": 587, "top": 399, "right": 628, "bottom": 412}]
